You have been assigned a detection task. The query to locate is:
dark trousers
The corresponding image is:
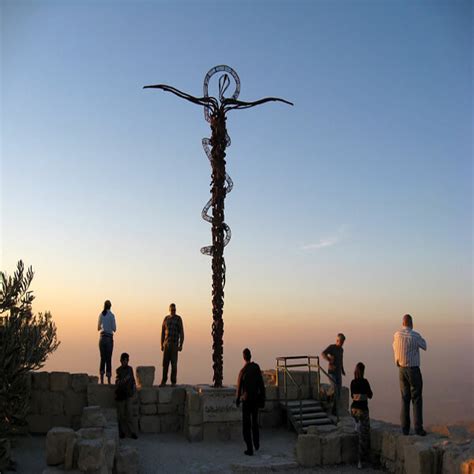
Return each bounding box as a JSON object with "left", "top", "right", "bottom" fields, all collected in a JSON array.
[
  {"left": 242, "top": 401, "right": 259, "bottom": 453},
  {"left": 99, "top": 335, "right": 113, "bottom": 378},
  {"left": 117, "top": 398, "right": 135, "bottom": 437},
  {"left": 329, "top": 370, "right": 341, "bottom": 415},
  {"left": 399, "top": 366, "right": 423, "bottom": 432},
  {"left": 162, "top": 342, "right": 178, "bottom": 384}
]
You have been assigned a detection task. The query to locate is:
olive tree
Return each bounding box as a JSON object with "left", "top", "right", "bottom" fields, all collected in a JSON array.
[{"left": 0, "top": 260, "right": 60, "bottom": 441}]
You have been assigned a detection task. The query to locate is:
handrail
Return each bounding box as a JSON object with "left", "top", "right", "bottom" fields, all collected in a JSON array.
[{"left": 276, "top": 355, "right": 340, "bottom": 425}]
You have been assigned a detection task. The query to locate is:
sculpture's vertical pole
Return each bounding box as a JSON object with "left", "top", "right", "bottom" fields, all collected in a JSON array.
[{"left": 210, "top": 110, "right": 227, "bottom": 387}]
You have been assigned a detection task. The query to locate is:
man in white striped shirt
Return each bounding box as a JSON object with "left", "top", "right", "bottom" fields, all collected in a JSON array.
[{"left": 393, "top": 314, "right": 427, "bottom": 436}]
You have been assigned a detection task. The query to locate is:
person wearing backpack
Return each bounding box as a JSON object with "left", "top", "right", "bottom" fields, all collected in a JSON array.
[{"left": 236, "top": 348, "right": 266, "bottom": 456}]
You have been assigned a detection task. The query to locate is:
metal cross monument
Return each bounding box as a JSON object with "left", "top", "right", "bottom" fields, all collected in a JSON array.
[{"left": 145, "top": 65, "right": 292, "bottom": 387}]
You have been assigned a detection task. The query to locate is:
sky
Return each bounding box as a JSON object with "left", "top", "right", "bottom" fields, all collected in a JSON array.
[{"left": 1, "top": 0, "right": 472, "bottom": 424}]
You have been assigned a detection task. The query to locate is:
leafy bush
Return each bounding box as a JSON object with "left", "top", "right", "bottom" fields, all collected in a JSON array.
[{"left": 0, "top": 261, "right": 60, "bottom": 437}]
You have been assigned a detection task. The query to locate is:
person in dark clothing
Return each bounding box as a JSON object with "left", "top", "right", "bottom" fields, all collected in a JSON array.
[
  {"left": 115, "top": 352, "right": 138, "bottom": 439},
  {"left": 350, "top": 362, "right": 373, "bottom": 469},
  {"left": 160, "top": 303, "right": 184, "bottom": 386},
  {"left": 321, "top": 333, "right": 346, "bottom": 414},
  {"left": 236, "top": 348, "right": 266, "bottom": 456}
]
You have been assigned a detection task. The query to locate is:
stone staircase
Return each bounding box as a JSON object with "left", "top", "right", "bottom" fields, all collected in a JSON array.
[{"left": 280, "top": 399, "right": 333, "bottom": 433}]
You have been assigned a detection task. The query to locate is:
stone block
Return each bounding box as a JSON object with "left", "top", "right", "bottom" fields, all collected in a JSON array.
[
  {"left": 32, "top": 371, "right": 50, "bottom": 390},
  {"left": 104, "top": 439, "right": 116, "bottom": 470},
  {"left": 136, "top": 366, "right": 155, "bottom": 388},
  {"left": 396, "top": 434, "right": 415, "bottom": 462},
  {"left": 202, "top": 421, "right": 241, "bottom": 441},
  {"left": 77, "top": 427, "right": 105, "bottom": 439},
  {"left": 102, "top": 408, "right": 118, "bottom": 423},
  {"left": 370, "top": 426, "right": 384, "bottom": 454},
  {"left": 50, "top": 372, "right": 71, "bottom": 391},
  {"left": 41, "top": 391, "right": 64, "bottom": 416},
  {"left": 199, "top": 386, "right": 240, "bottom": 422},
  {"left": 321, "top": 432, "right": 341, "bottom": 465},
  {"left": 157, "top": 387, "right": 173, "bottom": 404},
  {"left": 51, "top": 415, "right": 71, "bottom": 428},
  {"left": 171, "top": 387, "right": 186, "bottom": 405},
  {"left": 157, "top": 403, "right": 176, "bottom": 415},
  {"left": 265, "top": 385, "right": 279, "bottom": 401},
  {"left": 72, "top": 415, "right": 82, "bottom": 430},
  {"left": 140, "top": 404, "right": 157, "bottom": 415},
  {"left": 296, "top": 434, "right": 321, "bottom": 467},
  {"left": 404, "top": 441, "right": 436, "bottom": 474},
  {"left": 186, "top": 390, "right": 201, "bottom": 412},
  {"left": 88, "top": 376, "right": 99, "bottom": 384},
  {"left": 382, "top": 430, "right": 398, "bottom": 461},
  {"left": 337, "top": 386, "right": 349, "bottom": 414},
  {"left": 186, "top": 425, "right": 203, "bottom": 442},
  {"left": 87, "top": 384, "right": 116, "bottom": 408},
  {"left": 186, "top": 410, "right": 203, "bottom": 425},
  {"left": 27, "top": 414, "right": 52, "bottom": 433},
  {"left": 139, "top": 387, "right": 157, "bottom": 404},
  {"left": 259, "top": 410, "right": 282, "bottom": 428},
  {"left": 29, "top": 390, "right": 42, "bottom": 414},
  {"left": 64, "top": 433, "right": 78, "bottom": 470},
  {"left": 160, "top": 414, "right": 181, "bottom": 432},
  {"left": 71, "top": 373, "right": 89, "bottom": 393},
  {"left": 64, "top": 390, "right": 87, "bottom": 416},
  {"left": 115, "top": 445, "right": 139, "bottom": 474},
  {"left": 341, "top": 433, "right": 358, "bottom": 464},
  {"left": 82, "top": 406, "right": 107, "bottom": 428},
  {"left": 77, "top": 438, "right": 105, "bottom": 472},
  {"left": 278, "top": 385, "right": 300, "bottom": 400},
  {"left": 139, "top": 416, "right": 160, "bottom": 433},
  {"left": 46, "top": 427, "right": 75, "bottom": 465}
]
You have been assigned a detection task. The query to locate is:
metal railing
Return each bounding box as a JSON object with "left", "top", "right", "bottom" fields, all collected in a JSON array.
[{"left": 276, "top": 355, "right": 339, "bottom": 427}]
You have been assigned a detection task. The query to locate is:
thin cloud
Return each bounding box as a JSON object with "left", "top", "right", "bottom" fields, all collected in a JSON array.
[{"left": 301, "top": 227, "right": 346, "bottom": 251}]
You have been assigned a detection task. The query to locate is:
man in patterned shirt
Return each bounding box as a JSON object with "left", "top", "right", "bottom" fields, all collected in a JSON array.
[
  {"left": 160, "top": 303, "right": 184, "bottom": 386},
  {"left": 393, "top": 314, "right": 427, "bottom": 436}
]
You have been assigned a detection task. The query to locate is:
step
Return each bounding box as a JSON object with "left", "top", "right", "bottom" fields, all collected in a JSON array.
[
  {"left": 296, "top": 418, "right": 333, "bottom": 427},
  {"left": 282, "top": 400, "right": 322, "bottom": 408},
  {"left": 289, "top": 411, "right": 328, "bottom": 420},
  {"left": 288, "top": 406, "right": 324, "bottom": 415}
]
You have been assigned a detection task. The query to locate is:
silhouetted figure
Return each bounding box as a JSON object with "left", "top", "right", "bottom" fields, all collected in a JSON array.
[
  {"left": 351, "top": 362, "right": 373, "bottom": 469},
  {"left": 115, "top": 352, "right": 138, "bottom": 439},
  {"left": 97, "top": 300, "right": 116, "bottom": 384},
  {"left": 393, "top": 314, "right": 427, "bottom": 436},
  {"left": 321, "top": 333, "right": 346, "bottom": 414},
  {"left": 236, "top": 348, "right": 266, "bottom": 456},
  {"left": 160, "top": 303, "right": 184, "bottom": 386}
]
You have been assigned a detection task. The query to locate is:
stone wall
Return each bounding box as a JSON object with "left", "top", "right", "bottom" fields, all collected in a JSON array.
[
  {"left": 26, "top": 369, "right": 186, "bottom": 435},
  {"left": 27, "top": 367, "right": 349, "bottom": 438},
  {"left": 296, "top": 417, "right": 474, "bottom": 474},
  {"left": 27, "top": 372, "right": 95, "bottom": 433}
]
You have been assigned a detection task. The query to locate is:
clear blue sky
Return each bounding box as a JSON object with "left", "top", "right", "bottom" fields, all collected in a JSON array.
[{"left": 1, "top": 0, "right": 472, "bottom": 421}]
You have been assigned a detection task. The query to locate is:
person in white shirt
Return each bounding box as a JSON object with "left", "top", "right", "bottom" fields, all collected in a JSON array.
[
  {"left": 97, "top": 300, "right": 117, "bottom": 384},
  {"left": 392, "top": 314, "right": 427, "bottom": 436}
]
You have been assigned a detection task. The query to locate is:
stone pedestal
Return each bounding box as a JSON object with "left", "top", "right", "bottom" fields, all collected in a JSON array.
[{"left": 184, "top": 385, "right": 241, "bottom": 442}]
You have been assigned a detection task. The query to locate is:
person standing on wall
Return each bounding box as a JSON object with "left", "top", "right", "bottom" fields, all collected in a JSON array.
[
  {"left": 321, "top": 333, "right": 346, "bottom": 415},
  {"left": 236, "top": 348, "right": 266, "bottom": 456},
  {"left": 160, "top": 303, "right": 184, "bottom": 386},
  {"left": 350, "top": 362, "right": 373, "bottom": 469},
  {"left": 393, "top": 314, "right": 427, "bottom": 436},
  {"left": 97, "top": 299, "right": 116, "bottom": 384}
]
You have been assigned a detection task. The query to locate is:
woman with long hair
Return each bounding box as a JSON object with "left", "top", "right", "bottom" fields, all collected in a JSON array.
[
  {"left": 97, "top": 300, "right": 116, "bottom": 384},
  {"left": 351, "top": 362, "right": 373, "bottom": 469}
]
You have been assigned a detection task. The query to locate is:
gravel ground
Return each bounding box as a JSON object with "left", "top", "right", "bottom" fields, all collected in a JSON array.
[{"left": 10, "top": 429, "right": 381, "bottom": 474}]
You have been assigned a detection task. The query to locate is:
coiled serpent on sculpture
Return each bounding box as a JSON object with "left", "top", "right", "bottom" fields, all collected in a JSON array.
[{"left": 199, "top": 65, "right": 240, "bottom": 260}]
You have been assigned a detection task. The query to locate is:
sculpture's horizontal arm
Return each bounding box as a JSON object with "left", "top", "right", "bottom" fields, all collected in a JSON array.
[
  {"left": 144, "top": 84, "right": 219, "bottom": 110},
  {"left": 223, "top": 96, "right": 293, "bottom": 111}
]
